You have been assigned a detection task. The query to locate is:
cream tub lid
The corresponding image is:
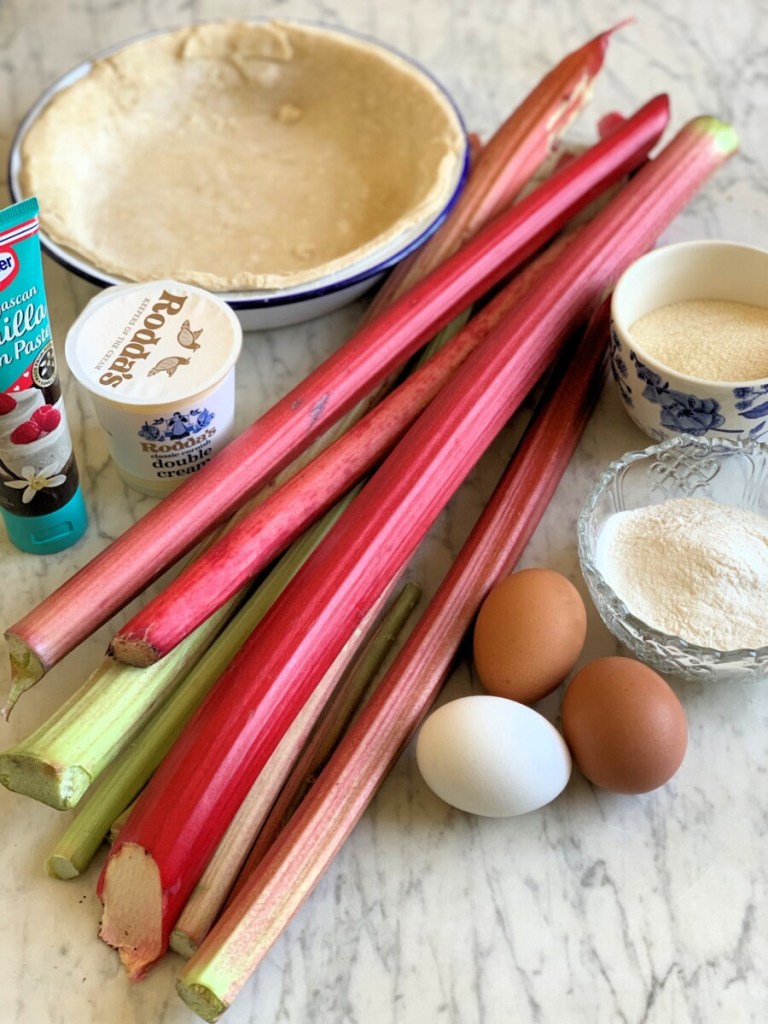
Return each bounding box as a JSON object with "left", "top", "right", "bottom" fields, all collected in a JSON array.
[{"left": 65, "top": 280, "right": 243, "bottom": 405}]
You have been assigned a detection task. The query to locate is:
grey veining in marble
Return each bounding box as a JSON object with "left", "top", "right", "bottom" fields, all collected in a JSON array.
[{"left": 1, "top": 1, "right": 767, "bottom": 1022}]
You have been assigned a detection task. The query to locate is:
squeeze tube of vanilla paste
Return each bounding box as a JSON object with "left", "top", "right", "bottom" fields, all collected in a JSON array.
[{"left": 0, "top": 197, "right": 87, "bottom": 553}]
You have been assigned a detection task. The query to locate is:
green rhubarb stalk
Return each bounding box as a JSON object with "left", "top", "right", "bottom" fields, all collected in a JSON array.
[
  {"left": 169, "top": 580, "right": 420, "bottom": 958},
  {"left": 0, "top": 591, "right": 242, "bottom": 811},
  {"left": 44, "top": 499, "right": 355, "bottom": 877}
]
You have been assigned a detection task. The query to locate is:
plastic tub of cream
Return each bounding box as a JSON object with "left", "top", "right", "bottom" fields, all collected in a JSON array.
[{"left": 66, "top": 280, "right": 242, "bottom": 496}]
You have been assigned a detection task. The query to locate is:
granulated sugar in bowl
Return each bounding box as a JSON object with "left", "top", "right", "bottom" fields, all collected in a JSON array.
[{"left": 609, "top": 240, "right": 768, "bottom": 442}]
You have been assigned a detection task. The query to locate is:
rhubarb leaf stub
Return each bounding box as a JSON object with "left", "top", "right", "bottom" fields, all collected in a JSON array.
[{"left": 695, "top": 115, "right": 739, "bottom": 155}]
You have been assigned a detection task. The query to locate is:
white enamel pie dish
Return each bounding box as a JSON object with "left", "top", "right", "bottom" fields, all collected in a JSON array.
[{"left": 9, "top": 20, "right": 469, "bottom": 331}]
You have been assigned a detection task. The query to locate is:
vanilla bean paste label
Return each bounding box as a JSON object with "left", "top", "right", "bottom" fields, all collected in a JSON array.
[{"left": 0, "top": 199, "right": 81, "bottom": 519}]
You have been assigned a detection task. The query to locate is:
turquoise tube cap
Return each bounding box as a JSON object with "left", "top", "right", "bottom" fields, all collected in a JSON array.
[{"left": 2, "top": 485, "right": 88, "bottom": 554}]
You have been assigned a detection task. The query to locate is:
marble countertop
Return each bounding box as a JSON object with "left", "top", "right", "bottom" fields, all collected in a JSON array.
[{"left": 1, "top": 1, "right": 766, "bottom": 1022}]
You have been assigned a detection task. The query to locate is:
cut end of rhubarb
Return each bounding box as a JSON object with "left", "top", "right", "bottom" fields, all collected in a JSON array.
[
  {"left": 169, "top": 928, "right": 198, "bottom": 960},
  {"left": 46, "top": 853, "right": 80, "bottom": 880},
  {"left": 3, "top": 635, "right": 45, "bottom": 719},
  {"left": 0, "top": 751, "right": 92, "bottom": 810},
  {"left": 176, "top": 980, "right": 229, "bottom": 1023},
  {"left": 108, "top": 635, "right": 162, "bottom": 668},
  {"left": 99, "top": 841, "right": 164, "bottom": 981}
]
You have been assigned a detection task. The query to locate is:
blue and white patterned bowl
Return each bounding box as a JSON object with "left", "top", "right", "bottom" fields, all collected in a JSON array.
[
  {"left": 610, "top": 240, "right": 768, "bottom": 443},
  {"left": 577, "top": 435, "right": 768, "bottom": 684}
]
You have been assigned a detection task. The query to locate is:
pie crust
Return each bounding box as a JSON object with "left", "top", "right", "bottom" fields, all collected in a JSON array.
[{"left": 19, "top": 21, "right": 466, "bottom": 292}]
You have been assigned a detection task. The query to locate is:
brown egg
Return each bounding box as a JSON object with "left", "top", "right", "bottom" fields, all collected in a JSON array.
[
  {"left": 561, "top": 657, "right": 687, "bottom": 794},
  {"left": 472, "top": 568, "right": 588, "bottom": 704}
]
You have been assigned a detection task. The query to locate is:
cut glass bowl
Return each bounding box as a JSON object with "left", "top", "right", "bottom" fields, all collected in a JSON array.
[{"left": 577, "top": 435, "right": 768, "bottom": 683}]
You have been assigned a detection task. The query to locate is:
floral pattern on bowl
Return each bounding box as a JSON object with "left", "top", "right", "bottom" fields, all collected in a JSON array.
[
  {"left": 577, "top": 435, "right": 768, "bottom": 684},
  {"left": 610, "top": 325, "right": 768, "bottom": 443}
]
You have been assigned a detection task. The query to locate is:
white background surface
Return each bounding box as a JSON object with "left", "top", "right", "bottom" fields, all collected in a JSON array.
[{"left": 1, "top": 1, "right": 766, "bottom": 1022}]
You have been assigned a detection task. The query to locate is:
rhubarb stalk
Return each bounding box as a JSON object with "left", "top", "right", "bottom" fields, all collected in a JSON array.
[
  {"left": 99, "top": 114, "right": 733, "bottom": 984},
  {"left": 110, "top": 95, "right": 669, "bottom": 666},
  {"left": 3, "top": 66, "right": 648, "bottom": 706},
  {"left": 175, "top": 293, "right": 616, "bottom": 1024},
  {"left": 169, "top": 582, "right": 420, "bottom": 957}
]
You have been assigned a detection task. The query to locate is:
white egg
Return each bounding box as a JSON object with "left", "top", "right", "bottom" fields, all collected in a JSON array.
[{"left": 416, "top": 695, "right": 571, "bottom": 817}]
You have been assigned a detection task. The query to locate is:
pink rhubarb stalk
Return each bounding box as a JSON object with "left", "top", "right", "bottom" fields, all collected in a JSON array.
[
  {"left": 98, "top": 115, "right": 735, "bottom": 984},
  {"left": 3, "top": 83, "right": 653, "bottom": 707},
  {"left": 364, "top": 21, "right": 628, "bottom": 321},
  {"left": 109, "top": 96, "right": 668, "bottom": 666}
]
